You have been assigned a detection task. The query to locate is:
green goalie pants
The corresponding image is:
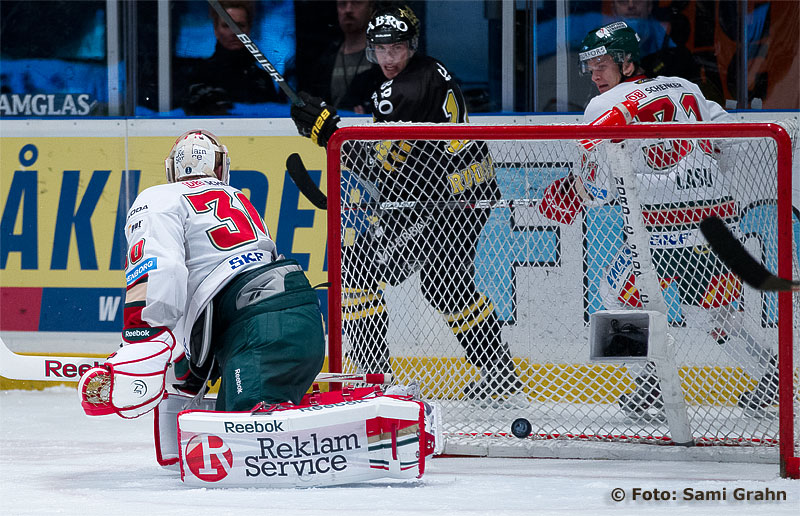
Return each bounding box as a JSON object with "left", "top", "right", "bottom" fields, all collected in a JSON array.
[{"left": 212, "top": 259, "right": 325, "bottom": 411}]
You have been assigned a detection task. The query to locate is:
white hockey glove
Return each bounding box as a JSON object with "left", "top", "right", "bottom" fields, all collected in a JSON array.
[{"left": 78, "top": 331, "right": 175, "bottom": 419}]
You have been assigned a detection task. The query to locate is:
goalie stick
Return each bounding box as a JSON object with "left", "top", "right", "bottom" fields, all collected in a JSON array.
[
  {"left": 206, "top": 0, "right": 303, "bottom": 106},
  {"left": 699, "top": 216, "right": 800, "bottom": 292},
  {"left": 0, "top": 336, "right": 391, "bottom": 384}
]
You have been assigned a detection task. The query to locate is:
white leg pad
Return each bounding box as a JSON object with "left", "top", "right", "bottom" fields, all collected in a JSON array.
[
  {"left": 176, "top": 392, "right": 434, "bottom": 487},
  {"left": 154, "top": 391, "right": 215, "bottom": 469}
]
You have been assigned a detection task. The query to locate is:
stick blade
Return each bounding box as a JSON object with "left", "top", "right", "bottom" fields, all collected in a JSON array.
[
  {"left": 700, "top": 216, "right": 799, "bottom": 292},
  {"left": 286, "top": 153, "right": 327, "bottom": 210}
]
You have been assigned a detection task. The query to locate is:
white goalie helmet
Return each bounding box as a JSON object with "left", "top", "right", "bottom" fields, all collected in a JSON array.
[{"left": 165, "top": 129, "right": 230, "bottom": 184}]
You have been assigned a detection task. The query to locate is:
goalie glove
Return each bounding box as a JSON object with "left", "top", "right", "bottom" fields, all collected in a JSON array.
[
  {"left": 78, "top": 331, "right": 175, "bottom": 419},
  {"left": 290, "top": 92, "right": 340, "bottom": 148}
]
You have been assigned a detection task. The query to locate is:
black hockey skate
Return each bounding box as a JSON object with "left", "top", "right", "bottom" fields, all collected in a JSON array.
[
  {"left": 618, "top": 364, "right": 664, "bottom": 421},
  {"left": 737, "top": 360, "right": 779, "bottom": 418}
]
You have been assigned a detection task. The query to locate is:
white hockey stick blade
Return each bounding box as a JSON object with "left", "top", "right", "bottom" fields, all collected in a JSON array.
[
  {"left": 0, "top": 336, "right": 104, "bottom": 382},
  {"left": 0, "top": 337, "right": 393, "bottom": 385}
]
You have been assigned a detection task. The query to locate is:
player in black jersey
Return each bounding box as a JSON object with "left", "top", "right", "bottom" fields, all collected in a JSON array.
[{"left": 291, "top": 4, "right": 523, "bottom": 400}]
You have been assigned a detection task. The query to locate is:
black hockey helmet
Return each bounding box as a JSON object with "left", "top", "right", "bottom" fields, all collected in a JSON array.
[
  {"left": 366, "top": 4, "right": 419, "bottom": 62},
  {"left": 579, "top": 21, "right": 641, "bottom": 75}
]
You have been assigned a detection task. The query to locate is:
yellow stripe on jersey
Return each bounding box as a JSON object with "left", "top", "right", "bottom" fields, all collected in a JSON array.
[
  {"left": 342, "top": 288, "right": 386, "bottom": 321},
  {"left": 445, "top": 295, "right": 494, "bottom": 335}
]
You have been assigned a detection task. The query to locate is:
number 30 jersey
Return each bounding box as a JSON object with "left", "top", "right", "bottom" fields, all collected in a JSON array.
[{"left": 122, "top": 177, "right": 277, "bottom": 355}]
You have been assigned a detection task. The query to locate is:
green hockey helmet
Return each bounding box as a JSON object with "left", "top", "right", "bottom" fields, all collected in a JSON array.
[{"left": 579, "top": 21, "right": 641, "bottom": 74}]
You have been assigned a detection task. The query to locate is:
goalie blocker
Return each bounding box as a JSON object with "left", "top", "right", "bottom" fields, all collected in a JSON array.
[{"left": 155, "top": 386, "right": 440, "bottom": 487}]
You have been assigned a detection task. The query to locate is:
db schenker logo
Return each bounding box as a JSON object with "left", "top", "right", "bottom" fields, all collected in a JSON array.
[{"left": 185, "top": 434, "right": 234, "bottom": 482}]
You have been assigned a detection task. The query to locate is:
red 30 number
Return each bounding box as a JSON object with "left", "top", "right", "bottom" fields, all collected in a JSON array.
[{"left": 184, "top": 190, "right": 267, "bottom": 250}]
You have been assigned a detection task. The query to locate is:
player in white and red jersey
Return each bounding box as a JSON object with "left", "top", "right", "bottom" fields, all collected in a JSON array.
[
  {"left": 78, "top": 130, "right": 325, "bottom": 419},
  {"left": 539, "top": 21, "right": 778, "bottom": 418}
]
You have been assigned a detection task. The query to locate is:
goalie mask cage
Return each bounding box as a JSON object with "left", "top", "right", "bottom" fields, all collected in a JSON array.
[{"left": 325, "top": 122, "right": 799, "bottom": 479}]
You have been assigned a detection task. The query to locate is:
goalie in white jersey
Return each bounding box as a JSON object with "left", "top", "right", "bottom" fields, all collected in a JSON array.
[
  {"left": 78, "top": 130, "right": 325, "bottom": 418},
  {"left": 539, "top": 21, "right": 779, "bottom": 418}
]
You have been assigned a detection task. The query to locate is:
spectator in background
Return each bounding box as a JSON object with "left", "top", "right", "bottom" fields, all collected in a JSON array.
[
  {"left": 179, "top": 0, "right": 282, "bottom": 115},
  {"left": 608, "top": 0, "right": 674, "bottom": 58},
  {"left": 303, "top": 0, "right": 383, "bottom": 113},
  {"left": 611, "top": 1, "right": 700, "bottom": 84}
]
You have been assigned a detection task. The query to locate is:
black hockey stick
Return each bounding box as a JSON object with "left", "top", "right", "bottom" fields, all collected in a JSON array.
[
  {"left": 285, "top": 153, "right": 546, "bottom": 212},
  {"left": 207, "top": 0, "right": 303, "bottom": 106},
  {"left": 285, "top": 153, "right": 549, "bottom": 212},
  {"left": 699, "top": 216, "right": 799, "bottom": 292},
  {"left": 286, "top": 153, "right": 327, "bottom": 210}
]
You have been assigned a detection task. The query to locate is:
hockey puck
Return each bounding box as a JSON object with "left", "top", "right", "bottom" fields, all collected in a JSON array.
[{"left": 511, "top": 418, "right": 532, "bottom": 438}]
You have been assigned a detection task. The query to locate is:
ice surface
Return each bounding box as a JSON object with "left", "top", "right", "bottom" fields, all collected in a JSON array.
[{"left": 1, "top": 387, "right": 798, "bottom": 515}]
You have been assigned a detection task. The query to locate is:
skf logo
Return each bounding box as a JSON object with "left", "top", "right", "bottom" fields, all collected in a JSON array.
[
  {"left": 311, "top": 109, "right": 330, "bottom": 145},
  {"left": 228, "top": 251, "right": 265, "bottom": 269},
  {"left": 185, "top": 434, "right": 234, "bottom": 482},
  {"left": 649, "top": 231, "right": 694, "bottom": 248}
]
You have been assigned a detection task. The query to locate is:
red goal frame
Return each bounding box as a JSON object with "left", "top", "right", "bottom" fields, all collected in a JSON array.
[{"left": 325, "top": 122, "right": 797, "bottom": 478}]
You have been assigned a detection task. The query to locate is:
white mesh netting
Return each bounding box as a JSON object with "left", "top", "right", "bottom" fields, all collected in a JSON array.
[{"left": 328, "top": 122, "right": 799, "bottom": 467}]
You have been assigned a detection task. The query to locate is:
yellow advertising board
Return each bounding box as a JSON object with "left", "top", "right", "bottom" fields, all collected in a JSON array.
[{"left": 0, "top": 120, "right": 328, "bottom": 332}]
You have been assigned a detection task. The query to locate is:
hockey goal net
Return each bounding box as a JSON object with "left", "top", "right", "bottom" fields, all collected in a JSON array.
[{"left": 324, "top": 121, "right": 799, "bottom": 478}]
